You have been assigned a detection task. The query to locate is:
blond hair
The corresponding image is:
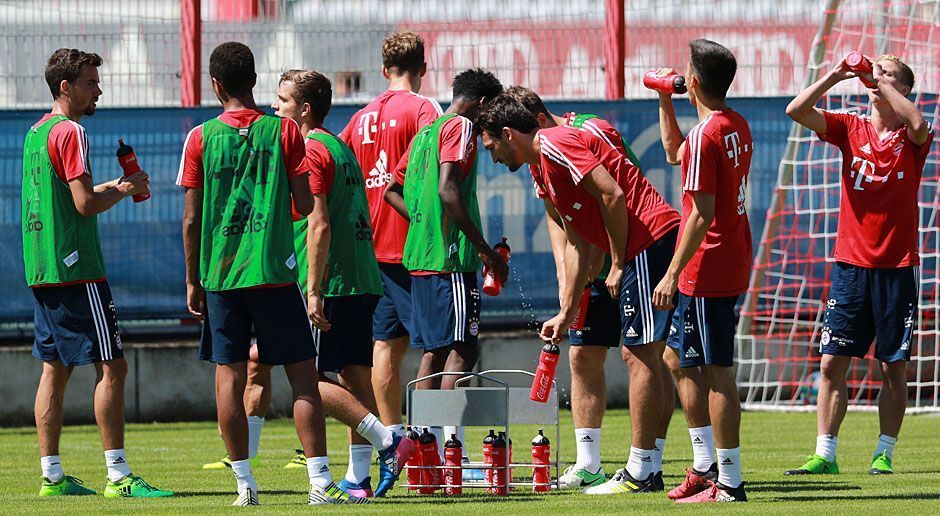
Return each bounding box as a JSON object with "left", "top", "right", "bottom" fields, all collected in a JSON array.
[
  {"left": 382, "top": 31, "right": 425, "bottom": 75},
  {"left": 877, "top": 54, "right": 915, "bottom": 90}
]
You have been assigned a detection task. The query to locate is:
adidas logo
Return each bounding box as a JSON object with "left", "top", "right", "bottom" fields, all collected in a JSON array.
[
  {"left": 692, "top": 437, "right": 704, "bottom": 445},
  {"left": 641, "top": 456, "right": 652, "bottom": 462},
  {"left": 685, "top": 348, "right": 700, "bottom": 359},
  {"left": 112, "top": 457, "right": 126, "bottom": 464},
  {"left": 626, "top": 327, "right": 638, "bottom": 338},
  {"left": 721, "top": 458, "right": 734, "bottom": 466},
  {"left": 319, "top": 465, "right": 330, "bottom": 473},
  {"left": 860, "top": 143, "right": 872, "bottom": 154},
  {"left": 579, "top": 435, "right": 594, "bottom": 443}
]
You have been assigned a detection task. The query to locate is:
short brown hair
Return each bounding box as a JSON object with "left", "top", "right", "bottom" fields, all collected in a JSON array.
[
  {"left": 280, "top": 69, "right": 332, "bottom": 124},
  {"left": 877, "top": 54, "right": 915, "bottom": 90},
  {"left": 45, "top": 48, "right": 103, "bottom": 99},
  {"left": 382, "top": 31, "right": 425, "bottom": 75},
  {"left": 504, "top": 85, "right": 551, "bottom": 118}
]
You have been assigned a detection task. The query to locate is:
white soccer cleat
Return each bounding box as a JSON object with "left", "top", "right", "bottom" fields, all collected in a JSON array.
[
  {"left": 308, "top": 482, "right": 370, "bottom": 505},
  {"left": 558, "top": 465, "right": 606, "bottom": 488},
  {"left": 232, "top": 487, "right": 259, "bottom": 506}
]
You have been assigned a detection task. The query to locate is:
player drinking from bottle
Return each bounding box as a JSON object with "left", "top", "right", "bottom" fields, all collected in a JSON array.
[
  {"left": 783, "top": 54, "right": 931, "bottom": 476},
  {"left": 338, "top": 32, "right": 443, "bottom": 451},
  {"left": 178, "top": 42, "right": 367, "bottom": 506},
  {"left": 477, "top": 93, "right": 680, "bottom": 495},
  {"left": 25, "top": 48, "right": 171, "bottom": 499},
  {"left": 383, "top": 68, "right": 507, "bottom": 423},
  {"left": 653, "top": 39, "right": 752, "bottom": 503}
]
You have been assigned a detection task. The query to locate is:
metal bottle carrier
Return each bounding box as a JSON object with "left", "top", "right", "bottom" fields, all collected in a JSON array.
[{"left": 403, "top": 369, "right": 560, "bottom": 493}]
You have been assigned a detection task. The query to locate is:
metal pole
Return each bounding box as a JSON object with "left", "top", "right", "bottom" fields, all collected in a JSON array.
[
  {"left": 180, "top": 0, "right": 201, "bottom": 107},
  {"left": 605, "top": 0, "right": 625, "bottom": 99}
]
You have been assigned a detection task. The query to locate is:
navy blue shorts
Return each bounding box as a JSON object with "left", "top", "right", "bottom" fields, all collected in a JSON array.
[
  {"left": 199, "top": 284, "right": 316, "bottom": 366},
  {"left": 621, "top": 229, "right": 678, "bottom": 346},
  {"left": 569, "top": 280, "right": 620, "bottom": 346},
  {"left": 410, "top": 272, "right": 481, "bottom": 351},
  {"left": 372, "top": 263, "right": 415, "bottom": 341},
  {"left": 667, "top": 293, "right": 739, "bottom": 367},
  {"left": 315, "top": 294, "right": 379, "bottom": 373},
  {"left": 820, "top": 262, "right": 917, "bottom": 363},
  {"left": 32, "top": 281, "right": 123, "bottom": 366}
]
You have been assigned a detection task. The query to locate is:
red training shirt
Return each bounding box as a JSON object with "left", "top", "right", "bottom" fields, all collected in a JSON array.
[{"left": 290, "top": 129, "right": 336, "bottom": 221}]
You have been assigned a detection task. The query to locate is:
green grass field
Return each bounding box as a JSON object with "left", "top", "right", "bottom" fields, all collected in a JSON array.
[{"left": 3, "top": 410, "right": 939, "bottom": 514}]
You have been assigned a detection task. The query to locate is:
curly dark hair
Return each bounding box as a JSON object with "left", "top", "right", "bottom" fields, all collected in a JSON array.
[
  {"left": 45, "top": 48, "right": 102, "bottom": 99},
  {"left": 504, "top": 85, "right": 551, "bottom": 119},
  {"left": 210, "top": 42, "right": 257, "bottom": 98},
  {"left": 477, "top": 93, "right": 540, "bottom": 137},
  {"left": 452, "top": 68, "right": 503, "bottom": 104},
  {"left": 689, "top": 39, "right": 737, "bottom": 100}
]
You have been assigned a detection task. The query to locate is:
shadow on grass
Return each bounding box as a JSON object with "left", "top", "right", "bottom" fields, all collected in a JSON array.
[
  {"left": 777, "top": 493, "right": 940, "bottom": 502},
  {"left": 172, "top": 489, "right": 307, "bottom": 497},
  {"left": 745, "top": 480, "right": 862, "bottom": 493}
]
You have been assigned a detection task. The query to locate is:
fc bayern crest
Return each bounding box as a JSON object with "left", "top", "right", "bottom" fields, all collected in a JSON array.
[{"left": 469, "top": 321, "right": 479, "bottom": 336}]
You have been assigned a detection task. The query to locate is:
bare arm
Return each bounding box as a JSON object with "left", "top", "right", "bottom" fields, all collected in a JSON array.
[
  {"left": 874, "top": 69, "right": 931, "bottom": 145},
  {"left": 539, "top": 225, "right": 593, "bottom": 343},
  {"left": 305, "top": 194, "right": 332, "bottom": 330},
  {"left": 182, "top": 187, "right": 205, "bottom": 319},
  {"left": 543, "top": 199, "right": 568, "bottom": 303},
  {"left": 290, "top": 174, "right": 314, "bottom": 216},
  {"left": 579, "top": 164, "right": 628, "bottom": 297},
  {"left": 659, "top": 93, "right": 685, "bottom": 165},
  {"left": 652, "top": 191, "right": 715, "bottom": 310},
  {"left": 383, "top": 180, "right": 409, "bottom": 221},
  {"left": 69, "top": 171, "right": 148, "bottom": 216},
  {"left": 786, "top": 58, "right": 854, "bottom": 134}
]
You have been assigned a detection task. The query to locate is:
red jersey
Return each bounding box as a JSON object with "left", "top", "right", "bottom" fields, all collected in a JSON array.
[
  {"left": 678, "top": 109, "right": 753, "bottom": 297},
  {"left": 339, "top": 90, "right": 442, "bottom": 263},
  {"left": 33, "top": 114, "right": 92, "bottom": 184},
  {"left": 818, "top": 110, "right": 933, "bottom": 268},
  {"left": 290, "top": 129, "right": 336, "bottom": 221},
  {"left": 176, "top": 109, "right": 308, "bottom": 188},
  {"left": 537, "top": 126, "right": 679, "bottom": 260}
]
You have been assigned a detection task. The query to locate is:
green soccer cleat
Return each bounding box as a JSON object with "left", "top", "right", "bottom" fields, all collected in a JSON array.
[
  {"left": 284, "top": 449, "right": 306, "bottom": 469},
  {"left": 39, "top": 475, "right": 97, "bottom": 496},
  {"left": 784, "top": 455, "right": 839, "bottom": 475},
  {"left": 202, "top": 456, "right": 260, "bottom": 470},
  {"left": 308, "top": 482, "right": 370, "bottom": 505},
  {"left": 870, "top": 451, "right": 894, "bottom": 475},
  {"left": 103, "top": 474, "right": 174, "bottom": 498},
  {"left": 558, "top": 465, "right": 606, "bottom": 488}
]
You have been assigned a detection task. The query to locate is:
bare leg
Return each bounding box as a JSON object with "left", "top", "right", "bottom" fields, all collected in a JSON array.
[
  {"left": 701, "top": 365, "right": 740, "bottom": 449},
  {"left": 817, "top": 354, "right": 852, "bottom": 436},
  {"left": 372, "top": 337, "right": 408, "bottom": 426},
  {"left": 283, "top": 359, "right": 328, "bottom": 457},
  {"left": 657, "top": 353, "right": 676, "bottom": 438},
  {"left": 440, "top": 342, "right": 479, "bottom": 390},
  {"left": 415, "top": 348, "right": 448, "bottom": 390},
  {"left": 319, "top": 376, "right": 371, "bottom": 427},
  {"left": 570, "top": 346, "right": 607, "bottom": 429},
  {"left": 35, "top": 360, "right": 73, "bottom": 456},
  {"left": 244, "top": 347, "right": 272, "bottom": 418},
  {"left": 339, "top": 365, "right": 379, "bottom": 445},
  {"left": 216, "top": 362, "right": 250, "bottom": 460},
  {"left": 664, "top": 347, "right": 711, "bottom": 428},
  {"left": 878, "top": 360, "right": 908, "bottom": 438},
  {"left": 94, "top": 358, "right": 128, "bottom": 450},
  {"left": 621, "top": 342, "right": 665, "bottom": 449}
]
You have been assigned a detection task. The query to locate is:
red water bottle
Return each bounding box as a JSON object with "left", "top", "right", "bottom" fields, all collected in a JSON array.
[
  {"left": 418, "top": 428, "right": 442, "bottom": 494},
  {"left": 529, "top": 343, "right": 560, "bottom": 403},
  {"left": 116, "top": 139, "right": 150, "bottom": 203},
  {"left": 569, "top": 285, "right": 592, "bottom": 331},
  {"left": 490, "top": 432, "right": 509, "bottom": 495},
  {"left": 443, "top": 434, "right": 463, "bottom": 495},
  {"left": 483, "top": 237, "right": 511, "bottom": 296},
  {"left": 482, "top": 429, "right": 496, "bottom": 485},
  {"left": 405, "top": 426, "right": 423, "bottom": 491},
  {"left": 531, "top": 429, "right": 551, "bottom": 492},
  {"left": 643, "top": 70, "right": 688, "bottom": 94},
  {"left": 845, "top": 51, "right": 875, "bottom": 88}
]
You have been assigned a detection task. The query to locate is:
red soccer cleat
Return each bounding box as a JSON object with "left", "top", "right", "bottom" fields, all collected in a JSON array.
[
  {"left": 674, "top": 480, "right": 747, "bottom": 503},
  {"left": 667, "top": 464, "right": 716, "bottom": 500}
]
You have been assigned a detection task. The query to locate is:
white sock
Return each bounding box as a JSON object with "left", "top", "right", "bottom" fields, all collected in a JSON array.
[
  {"left": 815, "top": 434, "right": 838, "bottom": 462},
  {"left": 306, "top": 456, "right": 332, "bottom": 490},
  {"left": 689, "top": 426, "right": 716, "bottom": 472},
  {"left": 626, "top": 446, "right": 655, "bottom": 480},
  {"left": 386, "top": 424, "right": 405, "bottom": 438},
  {"left": 653, "top": 438, "right": 666, "bottom": 473},
  {"left": 574, "top": 428, "right": 601, "bottom": 472},
  {"left": 247, "top": 416, "right": 265, "bottom": 459},
  {"left": 716, "top": 447, "right": 742, "bottom": 488},
  {"left": 344, "top": 445, "right": 374, "bottom": 484},
  {"left": 40, "top": 455, "right": 64, "bottom": 483},
  {"left": 874, "top": 434, "right": 897, "bottom": 459},
  {"left": 357, "top": 413, "right": 394, "bottom": 451},
  {"left": 231, "top": 459, "right": 257, "bottom": 492},
  {"left": 104, "top": 449, "right": 131, "bottom": 482}
]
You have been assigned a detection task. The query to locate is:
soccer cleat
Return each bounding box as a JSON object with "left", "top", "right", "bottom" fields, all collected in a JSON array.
[
  {"left": 338, "top": 477, "right": 374, "bottom": 498},
  {"left": 232, "top": 487, "right": 259, "bottom": 506},
  {"left": 582, "top": 468, "right": 654, "bottom": 495},
  {"left": 202, "top": 456, "right": 260, "bottom": 470},
  {"left": 869, "top": 451, "right": 894, "bottom": 475},
  {"left": 784, "top": 454, "right": 839, "bottom": 475},
  {"left": 652, "top": 471, "right": 664, "bottom": 492},
  {"left": 308, "top": 482, "right": 370, "bottom": 505},
  {"left": 284, "top": 449, "right": 306, "bottom": 469},
  {"left": 39, "top": 475, "right": 97, "bottom": 496},
  {"left": 104, "top": 474, "right": 174, "bottom": 498},
  {"left": 668, "top": 463, "right": 718, "bottom": 500},
  {"left": 675, "top": 480, "right": 747, "bottom": 503},
  {"left": 558, "top": 465, "right": 606, "bottom": 488},
  {"left": 374, "top": 434, "right": 416, "bottom": 497}
]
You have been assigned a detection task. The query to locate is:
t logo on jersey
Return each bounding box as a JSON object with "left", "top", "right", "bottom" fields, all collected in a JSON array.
[
  {"left": 849, "top": 156, "right": 902, "bottom": 191},
  {"left": 358, "top": 111, "right": 379, "bottom": 144},
  {"left": 724, "top": 131, "right": 744, "bottom": 168}
]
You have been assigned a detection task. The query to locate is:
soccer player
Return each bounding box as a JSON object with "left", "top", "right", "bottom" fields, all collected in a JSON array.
[
  {"left": 24, "top": 48, "right": 172, "bottom": 499},
  {"left": 476, "top": 94, "right": 681, "bottom": 494},
  {"left": 383, "top": 68, "right": 507, "bottom": 415},
  {"left": 504, "top": 86, "right": 688, "bottom": 489},
  {"left": 783, "top": 54, "right": 931, "bottom": 476},
  {"left": 338, "top": 31, "right": 442, "bottom": 441},
  {"left": 652, "top": 39, "right": 752, "bottom": 503},
  {"left": 178, "top": 42, "right": 365, "bottom": 506}
]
